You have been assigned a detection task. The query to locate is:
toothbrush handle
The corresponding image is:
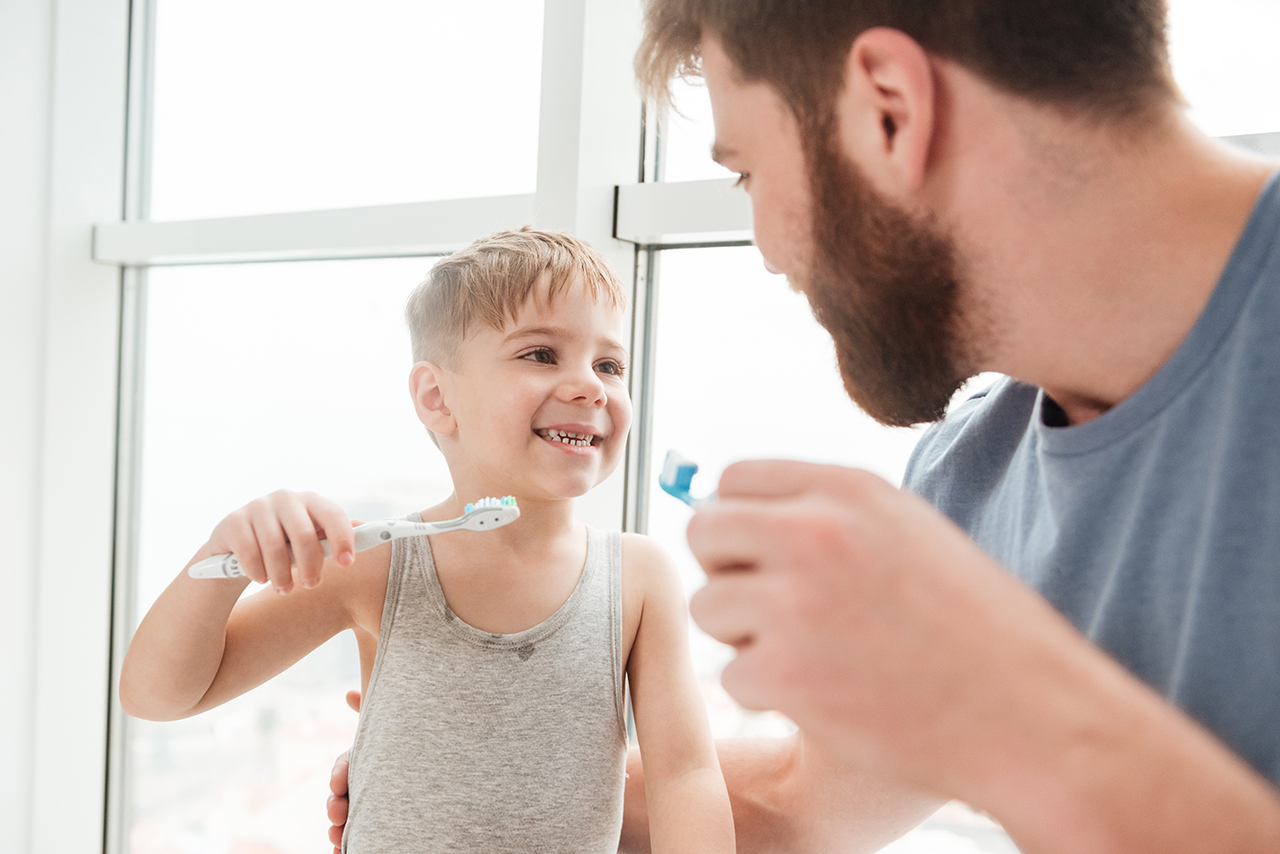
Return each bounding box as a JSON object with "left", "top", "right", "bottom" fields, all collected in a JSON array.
[
  {"left": 187, "top": 536, "right": 341, "bottom": 580},
  {"left": 187, "top": 521, "right": 423, "bottom": 579},
  {"left": 186, "top": 511, "right": 514, "bottom": 579},
  {"left": 188, "top": 553, "right": 245, "bottom": 579}
]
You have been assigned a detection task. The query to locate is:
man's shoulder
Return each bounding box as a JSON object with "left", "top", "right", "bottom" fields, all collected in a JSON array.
[{"left": 903, "top": 376, "right": 1038, "bottom": 500}]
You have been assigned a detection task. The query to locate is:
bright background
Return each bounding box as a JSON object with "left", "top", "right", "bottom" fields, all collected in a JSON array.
[{"left": 124, "top": 2, "right": 1280, "bottom": 852}]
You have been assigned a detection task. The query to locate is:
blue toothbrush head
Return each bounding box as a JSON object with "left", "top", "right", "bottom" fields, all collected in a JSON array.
[{"left": 659, "top": 450, "right": 703, "bottom": 506}]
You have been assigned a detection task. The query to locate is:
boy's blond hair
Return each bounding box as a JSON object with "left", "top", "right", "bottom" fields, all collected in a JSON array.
[{"left": 406, "top": 227, "right": 628, "bottom": 366}]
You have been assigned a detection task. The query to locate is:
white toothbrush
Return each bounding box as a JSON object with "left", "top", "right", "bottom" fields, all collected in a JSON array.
[{"left": 188, "top": 496, "right": 520, "bottom": 579}]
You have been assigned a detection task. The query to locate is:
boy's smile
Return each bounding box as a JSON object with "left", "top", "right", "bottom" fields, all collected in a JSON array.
[{"left": 423, "top": 276, "right": 632, "bottom": 503}]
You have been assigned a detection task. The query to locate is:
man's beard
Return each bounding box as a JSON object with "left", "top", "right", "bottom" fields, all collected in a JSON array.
[{"left": 797, "top": 129, "right": 972, "bottom": 427}]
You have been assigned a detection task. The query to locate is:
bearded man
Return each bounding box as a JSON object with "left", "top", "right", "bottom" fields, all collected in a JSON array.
[{"left": 330, "top": 2, "right": 1280, "bottom": 851}]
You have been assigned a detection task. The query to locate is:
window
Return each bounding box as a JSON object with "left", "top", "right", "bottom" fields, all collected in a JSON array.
[
  {"left": 127, "top": 258, "right": 444, "bottom": 853},
  {"left": 81, "top": 2, "right": 1280, "bottom": 853},
  {"left": 149, "top": 0, "right": 545, "bottom": 219}
]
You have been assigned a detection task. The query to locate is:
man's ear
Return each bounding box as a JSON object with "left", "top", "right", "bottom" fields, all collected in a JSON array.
[
  {"left": 409, "top": 361, "right": 456, "bottom": 436},
  {"left": 835, "top": 27, "right": 936, "bottom": 195}
]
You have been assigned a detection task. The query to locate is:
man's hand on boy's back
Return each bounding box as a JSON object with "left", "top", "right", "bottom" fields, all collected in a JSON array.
[
  {"left": 208, "top": 489, "right": 357, "bottom": 593},
  {"left": 327, "top": 690, "right": 361, "bottom": 853}
]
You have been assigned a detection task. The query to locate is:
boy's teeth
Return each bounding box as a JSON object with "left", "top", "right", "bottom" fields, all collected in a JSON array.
[{"left": 541, "top": 429, "right": 594, "bottom": 447}]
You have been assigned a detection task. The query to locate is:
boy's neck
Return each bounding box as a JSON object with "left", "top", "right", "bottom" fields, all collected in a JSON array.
[{"left": 423, "top": 492, "right": 581, "bottom": 550}]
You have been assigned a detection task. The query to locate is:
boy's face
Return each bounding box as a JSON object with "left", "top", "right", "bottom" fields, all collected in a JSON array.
[{"left": 436, "top": 277, "right": 632, "bottom": 502}]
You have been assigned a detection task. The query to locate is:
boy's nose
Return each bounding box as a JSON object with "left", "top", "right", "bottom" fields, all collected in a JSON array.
[{"left": 558, "top": 365, "right": 607, "bottom": 404}]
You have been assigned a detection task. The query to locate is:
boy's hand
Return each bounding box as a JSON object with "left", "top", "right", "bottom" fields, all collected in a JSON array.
[{"left": 208, "top": 490, "right": 356, "bottom": 593}]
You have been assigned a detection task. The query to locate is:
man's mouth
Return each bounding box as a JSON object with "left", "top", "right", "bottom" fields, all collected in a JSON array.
[{"left": 535, "top": 428, "right": 600, "bottom": 448}]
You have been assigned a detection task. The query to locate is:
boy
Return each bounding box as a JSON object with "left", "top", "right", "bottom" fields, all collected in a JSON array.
[{"left": 120, "top": 228, "right": 735, "bottom": 853}]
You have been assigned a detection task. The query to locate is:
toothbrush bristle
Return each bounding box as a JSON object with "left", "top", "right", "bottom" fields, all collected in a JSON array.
[
  {"left": 660, "top": 451, "right": 692, "bottom": 486},
  {"left": 467, "top": 496, "right": 517, "bottom": 513}
]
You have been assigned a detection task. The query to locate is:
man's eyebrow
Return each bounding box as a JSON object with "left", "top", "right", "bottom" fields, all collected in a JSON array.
[{"left": 710, "top": 143, "right": 736, "bottom": 165}]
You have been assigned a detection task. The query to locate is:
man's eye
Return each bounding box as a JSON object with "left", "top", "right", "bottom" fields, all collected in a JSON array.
[
  {"left": 733, "top": 172, "right": 749, "bottom": 188},
  {"left": 521, "top": 348, "right": 555, "bottom": 364}
]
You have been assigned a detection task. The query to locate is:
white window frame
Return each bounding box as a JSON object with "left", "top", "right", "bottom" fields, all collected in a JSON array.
[
  {"left": 40, "top": 1, "right": 751, "bottom": 852},
  {"left": 47, "top": 0, "right": 1280, "bottom": 850}
]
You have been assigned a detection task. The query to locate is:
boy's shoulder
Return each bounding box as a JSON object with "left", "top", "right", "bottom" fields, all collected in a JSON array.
[
  {"left": 619, "top": 531, "right": 684, "bottom": 611},
  {"left": 619, "top": 531, "right": 677, "bottom": 576}
]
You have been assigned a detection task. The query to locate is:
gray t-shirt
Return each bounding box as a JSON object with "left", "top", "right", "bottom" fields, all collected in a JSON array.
[{"left": 903, "top": 172, "right": 1280, "bottom": 783}]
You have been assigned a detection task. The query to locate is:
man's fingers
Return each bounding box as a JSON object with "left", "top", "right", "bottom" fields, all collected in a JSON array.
[
  {"left": 686, "top": 500, "right": 798, "bottom": 577},
  {"left": 688, "top": 575, "right": 767, "bottom": 649},
  {"left": 328, "top": 750, "right": 350, "bottom": 851},
  {"left": 718, "top": 643, "right": 784, "bottom": 713},
  {"left": 716, "top": 459, "right": 827, "bottom": 499},
  {"left": 329, "top": 751, "right": 350, "bottom": 796},
  {"left": 717, "top": 458, "right": 889, "bottom": 501}
]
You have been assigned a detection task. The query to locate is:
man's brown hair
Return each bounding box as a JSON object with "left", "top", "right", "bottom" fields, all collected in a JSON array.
[
  {"left": 406, "top": 227, "right": 627, "bottom": 367},
  {"left": 636, "top": 0, "right": 1177, "bottom": 127}
]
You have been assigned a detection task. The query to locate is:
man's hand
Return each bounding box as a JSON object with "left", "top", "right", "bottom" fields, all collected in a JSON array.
[
  {"left": 327, "top": 690, "right": 362, "bottom": 854},
  {"left": 686, "top": 459, "right": 1280, "bottom": 853},
  {"left": 687, "top": 459, "right": 1044, "bottom": 787}
]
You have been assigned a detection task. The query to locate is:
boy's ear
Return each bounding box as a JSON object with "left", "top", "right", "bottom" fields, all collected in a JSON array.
[{"left": 409, "top": 361, "right": 456, "bottom": 436}]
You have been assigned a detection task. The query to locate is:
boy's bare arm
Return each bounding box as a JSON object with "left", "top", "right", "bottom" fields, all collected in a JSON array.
[
  {"left": 120, "top": 490, "right": 365, "bottom": 721},
  {"left": 623, "top": 534, "right": 736, "bottom": 853}
]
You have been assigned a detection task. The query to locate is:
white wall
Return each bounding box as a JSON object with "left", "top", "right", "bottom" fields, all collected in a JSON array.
[
  {"left": 0, "top": 0, "right": 55, "bottom": 850},
  {"left": 2, "top": 0, "right": 131, "bottom": 850}
]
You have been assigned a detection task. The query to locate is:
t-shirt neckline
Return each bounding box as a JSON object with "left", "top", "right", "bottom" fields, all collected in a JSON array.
[{"left": 1034, "top": 170, "right": 1280, "bottom": 456}]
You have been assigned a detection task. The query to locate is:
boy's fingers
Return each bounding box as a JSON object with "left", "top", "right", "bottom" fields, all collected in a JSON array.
[
  {"left": 250, "top": 513, "right": 294, "bottom": 593},
  {"left": 309, "top": 499, "right": 356, "bottom": 568},
  {"left": 224, "top": 528, "right": 269, "bottom": 586},
  {"left": 280, "top": 505, "right": 326, "bottom": 590},
  {"left": 345, "top": 689, "right": 362, "bottom": 713}
]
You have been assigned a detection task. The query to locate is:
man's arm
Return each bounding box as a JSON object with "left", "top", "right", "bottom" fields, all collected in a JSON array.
[
  {"left": 686, "top": 459, "right": 1280, "bottom": 854},
  {"left": 619, "top": 735, "right": 940, "bottom": 854},
  {"left": 326, "top": 728, "right": 939, "bottom": 854}
]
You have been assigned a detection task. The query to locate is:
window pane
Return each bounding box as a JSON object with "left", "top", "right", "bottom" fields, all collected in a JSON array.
[
  {"left": 149, "top": 0, "right": 544, "bottom": 220},
  {"left": 657, "top": 78, "right": 736, "bottom": 184},
  {"left": 646, "top": 246, "right": 1013, "bottom": 851},
  {"left": 1168, "top": 0, "right": 1280, "bottom": 136},
  {"left": 656, "top": 1, "right": 1280, "bottom": 178},
  {"left": 129, "top": 257, "right": 449, "bottom": 853},
  {"left": 647, "top": 246, "right": 924, "bottom": 738}
]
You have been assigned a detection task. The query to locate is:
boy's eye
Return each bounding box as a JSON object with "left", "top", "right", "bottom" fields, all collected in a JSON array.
[
  {"left": 595, "top": 359, "right": 625, "bottom": 377},
  {"left": 521, "top": 347, "right": 555, "bottom": 364}
]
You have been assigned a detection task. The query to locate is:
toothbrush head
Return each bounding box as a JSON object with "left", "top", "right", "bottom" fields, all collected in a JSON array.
[
  {"left": 659, "top": 451, "right": 703, "bottom": 506},
  {"left": 458, "top": 496, "right": 520, "bottom": 531}
]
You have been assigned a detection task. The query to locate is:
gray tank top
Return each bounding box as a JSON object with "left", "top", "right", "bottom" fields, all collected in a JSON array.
[{"left": 342, "top": 522, "right": 627, "bottom": 853}]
